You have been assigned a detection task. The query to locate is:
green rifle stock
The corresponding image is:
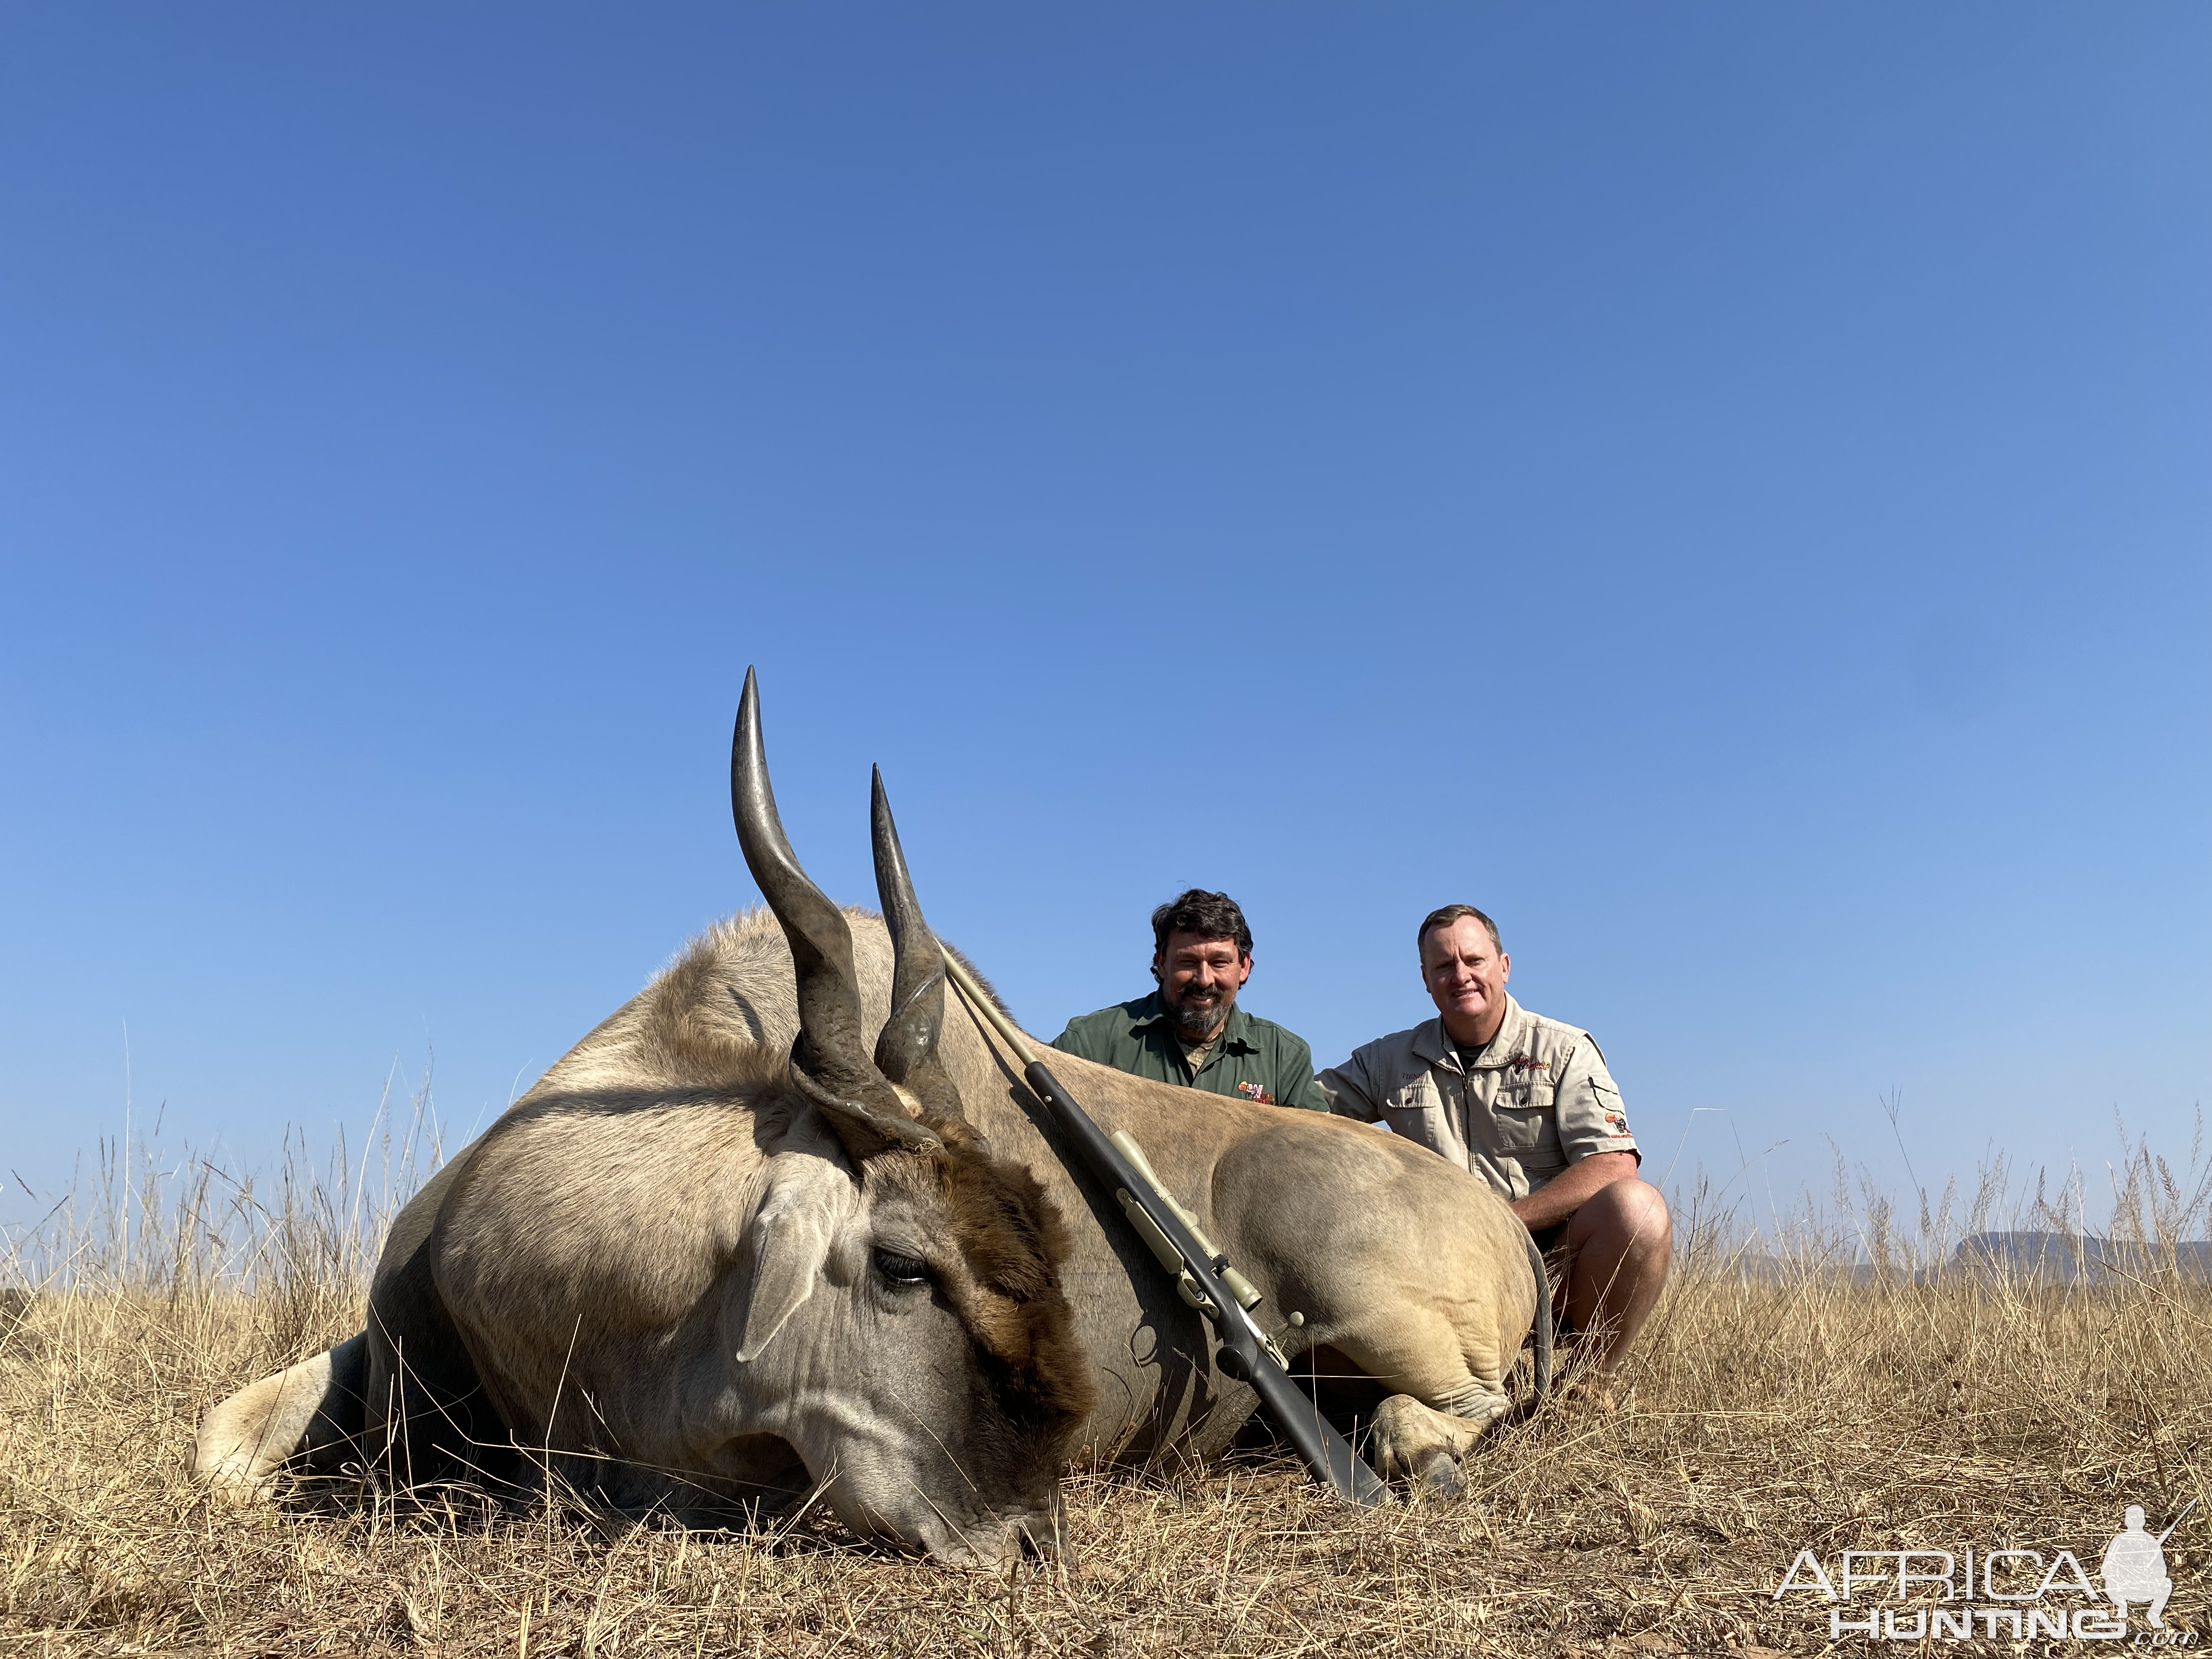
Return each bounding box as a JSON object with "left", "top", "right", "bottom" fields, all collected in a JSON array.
[{"left": 938, "top": 946, "right": 1390, "bottom": 1508}]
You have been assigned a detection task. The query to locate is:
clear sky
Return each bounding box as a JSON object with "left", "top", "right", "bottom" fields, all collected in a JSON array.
[{"left": 4, "top": 5, "right": 2207, "bottom": 1237}]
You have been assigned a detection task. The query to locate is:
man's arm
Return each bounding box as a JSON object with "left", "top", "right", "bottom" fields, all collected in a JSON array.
[
  {"left": 1275, "top": 1036, "right": 1329, "bottom": 1113},
  {"left": 1511, "top": 1149, "right": 1639, "bottom": 1229},
  {"left": 1313, "top": 1044, "right": 1384, "bottom": 1122},
  {"left": 1517, "top": 1034, "right": 1643, "bottom": 1227}
]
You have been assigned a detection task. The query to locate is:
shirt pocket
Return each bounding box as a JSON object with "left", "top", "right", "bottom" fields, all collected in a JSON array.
[
  {"left": 1482, "top": 1079, "right": 1558, "bottom": 1155},
  {"left": 1381, "top": 1076, "right": 1449, "bottom": 1146}
]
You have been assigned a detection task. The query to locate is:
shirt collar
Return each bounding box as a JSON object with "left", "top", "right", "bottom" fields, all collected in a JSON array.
[{"left": 1411, "top": 995, "right": 1527, "bottom": 1069}]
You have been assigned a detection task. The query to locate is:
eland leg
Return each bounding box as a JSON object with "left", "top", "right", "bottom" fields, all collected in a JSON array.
[
  {"left": 194, "top": 1332, "right": 369, "bottom": 1497},
  {"left": 1328, "top": 1312, "right": 1515, "bottom": 1495}
]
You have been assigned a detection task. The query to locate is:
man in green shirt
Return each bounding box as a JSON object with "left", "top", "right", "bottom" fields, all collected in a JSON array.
[{"left": 1049, "top": 889, "right": 1329, "bottom": 1111}]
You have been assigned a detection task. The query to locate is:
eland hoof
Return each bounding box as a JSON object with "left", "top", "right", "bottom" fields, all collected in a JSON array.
[{"left": 1414, "top": 1451, "right": 1464, "bottom": 1497}]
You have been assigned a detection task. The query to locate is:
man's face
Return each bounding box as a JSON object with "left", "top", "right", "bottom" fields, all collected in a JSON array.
[
  {"left": 1153, "top": 930, "right": 1252, "bottom": 1040},
  {"left": 1420, "top": 915, "right": 1511, "bottom": 1043}
]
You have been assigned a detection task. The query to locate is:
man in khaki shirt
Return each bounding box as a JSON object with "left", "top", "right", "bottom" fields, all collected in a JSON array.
[{"left": 1318, "top": 904, "right": 1672, "bottom": 1383}]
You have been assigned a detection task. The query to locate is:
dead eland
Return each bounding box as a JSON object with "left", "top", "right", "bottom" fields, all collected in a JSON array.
[{"left": 198, "top": 672, "right": 1544, "bottom": 1562}]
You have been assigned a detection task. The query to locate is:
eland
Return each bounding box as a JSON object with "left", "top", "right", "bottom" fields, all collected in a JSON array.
[{"left": 198, "top": 672, "right": 1544, "bottom": 1560}]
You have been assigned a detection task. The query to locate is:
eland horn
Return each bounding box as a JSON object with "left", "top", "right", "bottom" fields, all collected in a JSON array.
[
  {"left": 730, "top": 669, "right": 938, "bottom": 1156},
  {"left": 869, "top": 767, "right": 983, "bottom": 1148}
]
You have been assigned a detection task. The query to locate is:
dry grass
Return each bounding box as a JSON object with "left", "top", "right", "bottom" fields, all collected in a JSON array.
[{"left": 4, "top": 1132, "right": 2209, "bottom": 1657}]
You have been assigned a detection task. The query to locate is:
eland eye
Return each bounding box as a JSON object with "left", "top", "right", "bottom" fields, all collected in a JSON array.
[{"left": 872, "top": 1248, "right": 930, "bottom": 1287}]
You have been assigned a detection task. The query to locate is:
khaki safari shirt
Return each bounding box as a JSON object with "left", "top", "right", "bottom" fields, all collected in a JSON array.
[
  {"left": 1315, "top": 995, "right": 1637, "bottom": 1199},
  {"left": 1051, "top": 993, "right": 1329, "bottom": 1112}
]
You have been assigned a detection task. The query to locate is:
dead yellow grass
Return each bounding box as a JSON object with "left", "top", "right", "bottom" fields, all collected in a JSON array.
[{"left": 4, "top": 1144, "right": 2209, "bottom": 1657}]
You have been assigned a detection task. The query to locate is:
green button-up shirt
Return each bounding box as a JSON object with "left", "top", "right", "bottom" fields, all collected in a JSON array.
[{"left": 1049, "top": 992, "right": 1329, "bottom": 1111}]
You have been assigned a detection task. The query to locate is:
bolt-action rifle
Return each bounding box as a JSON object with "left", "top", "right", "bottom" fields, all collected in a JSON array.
[{"left": 938, "top": 947, "right": 1391, "bottom": 1507}]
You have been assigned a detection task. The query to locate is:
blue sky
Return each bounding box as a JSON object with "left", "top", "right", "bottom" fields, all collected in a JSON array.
[{"left": 4, "top": 5, "right": 2207, "bottom": 1234}]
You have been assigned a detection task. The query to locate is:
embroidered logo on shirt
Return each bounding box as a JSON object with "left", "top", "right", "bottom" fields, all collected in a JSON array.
[
  {"left": 1506, "top": 1053, "right": 1546, "bottom": 1073},
  {"left": 1602, "top": 1109, "right": 1631, "bottom": 1136},
  {"left": 1235, "top": 1081, "right": 1276, "bottom": 1104}
]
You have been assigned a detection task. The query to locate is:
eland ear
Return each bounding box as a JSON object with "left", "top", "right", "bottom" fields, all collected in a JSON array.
[{"left": 734, "top": 1182, "right": 840, "bottom": 1364}]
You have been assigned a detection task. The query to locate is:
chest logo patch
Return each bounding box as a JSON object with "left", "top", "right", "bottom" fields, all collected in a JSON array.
[{"left": 1235, "top": 1081, "right": 1276, "bottom": 1104}]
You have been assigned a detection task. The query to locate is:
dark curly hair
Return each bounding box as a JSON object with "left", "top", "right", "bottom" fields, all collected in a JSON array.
[{"left": 1149, "top": 889, "right": 1252, "bottom": 959}]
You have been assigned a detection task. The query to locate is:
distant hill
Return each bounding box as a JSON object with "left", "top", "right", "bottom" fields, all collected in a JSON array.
[
  {"left": 1713, "top": 1232, "right": 2212, "bottom": 1284},
  {"left": 1951, "top": 1232, "right": 2212, "bottom": 1283}
]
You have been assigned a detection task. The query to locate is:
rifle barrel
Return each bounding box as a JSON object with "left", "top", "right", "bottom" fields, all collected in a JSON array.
[{"left": 938, "top": 944, "right": 1388, "bottom": 1508}]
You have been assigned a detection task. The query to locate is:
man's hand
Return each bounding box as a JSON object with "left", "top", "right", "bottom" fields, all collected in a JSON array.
[{"left": 1510, "top": 1149, "right": 1640, "bottom": 1232}]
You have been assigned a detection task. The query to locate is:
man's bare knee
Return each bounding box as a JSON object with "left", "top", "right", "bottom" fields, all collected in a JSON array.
[
  {"left": 1568, "top": 1177, "right": 1670, "bottom": 1254},
  {"left": 1615, "top": 1181, "right": 1672, "bottom": 1254}
]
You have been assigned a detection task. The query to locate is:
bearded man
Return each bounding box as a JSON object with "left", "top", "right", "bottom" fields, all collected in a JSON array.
[{"left": 1049, "top": 889, "right": 1328, "bottom": 1111}]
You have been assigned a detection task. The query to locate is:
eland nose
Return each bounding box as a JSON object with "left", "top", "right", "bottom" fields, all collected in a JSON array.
[{"left": 1005, "top": 1501, "right": 1073, "bottom": 1573}]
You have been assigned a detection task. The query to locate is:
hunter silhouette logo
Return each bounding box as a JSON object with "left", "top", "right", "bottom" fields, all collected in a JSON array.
[
  {"left": 2103, "top": 1504, "right": 2188, "bottom": 1629},
  {"left": 1774, "top": 1500, "right": 2197, "bottom": 1643}
]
